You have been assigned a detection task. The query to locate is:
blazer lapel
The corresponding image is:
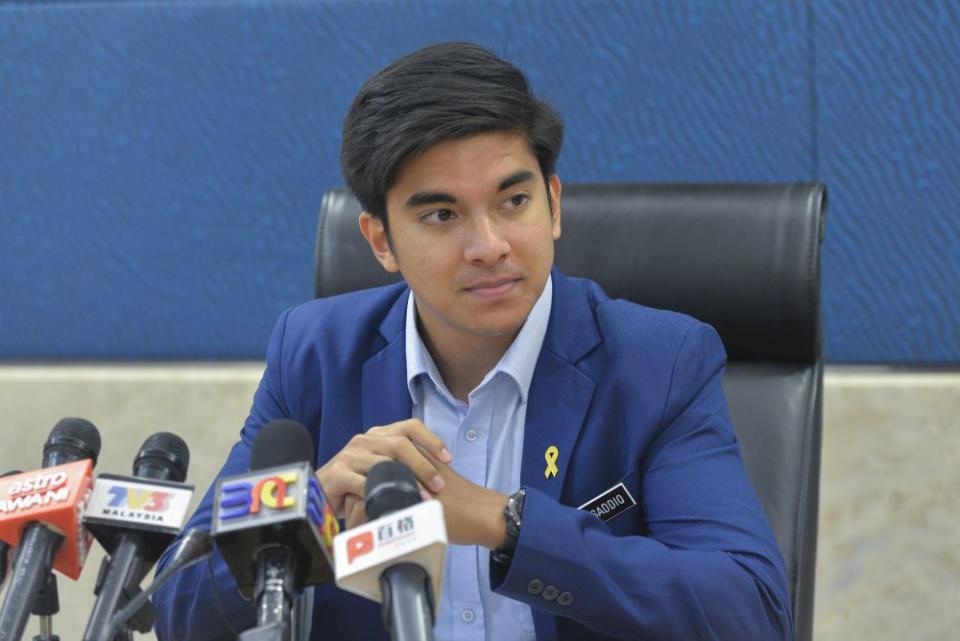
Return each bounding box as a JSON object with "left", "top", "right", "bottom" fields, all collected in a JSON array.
[
  {"left": 521, "top": 269, "right": 600, "bottom": 501},
  {"left": 361, "top": 290, "right": 413, "bottom": 429},
  {"left": 523, "top": 270, "right": 601, "bottom": 641}
]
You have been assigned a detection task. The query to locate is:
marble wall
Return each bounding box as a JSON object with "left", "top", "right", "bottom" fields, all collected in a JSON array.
[
  {"left": 815, "top": 370, "right": 960, "bottom": 641},
  {"left": 0, "top": 365, "right": 955, "bottom": 640}
]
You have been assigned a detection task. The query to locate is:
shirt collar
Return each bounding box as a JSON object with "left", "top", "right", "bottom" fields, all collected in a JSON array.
[{"left": 405, "top": 275, "right": 553, "bottom": 405}]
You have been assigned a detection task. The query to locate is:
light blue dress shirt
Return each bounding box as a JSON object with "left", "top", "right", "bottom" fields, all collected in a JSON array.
[{"left": 405, "top": 276, "right": 553, "bottom": 641}]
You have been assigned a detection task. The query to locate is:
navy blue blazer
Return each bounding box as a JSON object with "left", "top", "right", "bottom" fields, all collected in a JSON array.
[{"left": 153, "top": 268, "right": 791, "bottom": 641}]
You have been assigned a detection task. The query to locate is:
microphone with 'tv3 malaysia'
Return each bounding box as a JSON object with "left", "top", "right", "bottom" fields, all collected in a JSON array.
[
  {"left": 334, "top": 461, "right": 447, "bottom": 641},
  {"left": 0, "top": 418, "right": 102, "bottom": 641},
  {"left": 82, "top": 432, "right": 195, "bottom": 641},
  {"left": 211, "top": 419, "right": 340, "bottom": 641}
]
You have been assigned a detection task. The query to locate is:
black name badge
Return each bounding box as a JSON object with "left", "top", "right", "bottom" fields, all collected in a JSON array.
[{"left": 578, "top": 482, "right": 637, "bottom": 523}]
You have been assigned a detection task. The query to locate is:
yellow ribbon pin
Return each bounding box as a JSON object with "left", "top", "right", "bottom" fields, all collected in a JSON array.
[{"left": 544, "top": 445, "right": 559, "bottom": 479}]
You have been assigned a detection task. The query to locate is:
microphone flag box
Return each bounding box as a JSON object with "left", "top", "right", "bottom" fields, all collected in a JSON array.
[
  {"left": 83, "top": 473, "right": 194, "bottom": 562},
  {"left": 211, "top": 462, "right": 340, "bottom": 597},
  {"left": 333, "top": 500, "right": 446, "bottom": 604},
  {"left": 0, "top": 459, "right": 94, "bottom": 579}
]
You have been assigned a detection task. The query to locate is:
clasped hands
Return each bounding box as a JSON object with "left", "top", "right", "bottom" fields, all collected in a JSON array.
[{"left": 315, "top": 418, "right": 507, "bottom": 549}]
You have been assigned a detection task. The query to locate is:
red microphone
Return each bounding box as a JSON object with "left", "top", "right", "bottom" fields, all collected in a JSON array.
[
  {"left": 0, "top": 418, "right": 101, "bottom": 641},
  {"left": 0, "top": 460, "right": 95, "bottom": 579}
]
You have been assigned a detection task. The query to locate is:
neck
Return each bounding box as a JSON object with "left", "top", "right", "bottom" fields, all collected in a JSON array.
[{"left": 418, "top": 319, "right": 515, "bottom": 403}]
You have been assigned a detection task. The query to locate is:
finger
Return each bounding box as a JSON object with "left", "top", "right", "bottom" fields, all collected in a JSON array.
[
  {"left": 344, "top": 495, "right": 367, "bottom": 529},
  {"left": 417, "top": 480, "right": 433, "bottom": 503},
  {"left": 403, "top": 419, "right": 453, "bottom": 463},
  {"left": 323, "top": 436, "right": 398, "bottom": 481},
  {"left": 347, "top": 429, "right": 445, "bottom": 492},
  {"left": 314, "top": 466, "right": 367, "bottom": 516},
  {"left": 372, "top": 419, "right": 452, "bottom": 464},
  {"left": 382, "top": 435, "right": 445, "bottom": 493},
  {"left": 346, "top": 433, "right": 419, "bottom": 466},
  {"left": 339, "top": 448, "right": 394, "bottom": 476}
]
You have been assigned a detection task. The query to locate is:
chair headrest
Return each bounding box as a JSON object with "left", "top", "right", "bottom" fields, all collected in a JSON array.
[{"left": 315, "top": 182, "right": 827, "bottom": 363}]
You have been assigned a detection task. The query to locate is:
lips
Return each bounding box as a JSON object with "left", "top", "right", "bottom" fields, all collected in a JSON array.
[{"left": 465, "top": 277, "right": 520, "bottom": 298}]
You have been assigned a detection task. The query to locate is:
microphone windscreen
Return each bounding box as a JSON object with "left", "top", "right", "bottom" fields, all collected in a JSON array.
[
  {"left": 365, "top": 461, "right": 420, "bottom": 521},
  {"left": 134, "top": 432, "right": 190, "bottom": 482},
  {"left": 249, "top": 419, "right": 315, "bottom": 471},
  {"left": 43, "top": 418, "right": 102, "bottom": 467}
]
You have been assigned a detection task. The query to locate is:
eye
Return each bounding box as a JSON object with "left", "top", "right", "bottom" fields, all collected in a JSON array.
[
  {"left": 504, "top": 193, "right": 530, "bottom": 209},
  {"left": 420, "top": 208, "right": 457, "bottom": 224}
]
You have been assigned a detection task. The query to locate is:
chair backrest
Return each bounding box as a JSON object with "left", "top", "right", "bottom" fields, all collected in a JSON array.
[{"left": 315, "top": 182, "right": 827, "bottom": 641}]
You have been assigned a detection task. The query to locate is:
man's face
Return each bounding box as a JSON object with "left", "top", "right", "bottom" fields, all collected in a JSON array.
[{"left": 360, "top": 132, "right": 561, "bottom": 348}]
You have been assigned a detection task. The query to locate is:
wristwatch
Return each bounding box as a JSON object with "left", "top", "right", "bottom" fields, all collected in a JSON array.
[{"left": 491, "top": 487, "right": 526, "bottom": 566}]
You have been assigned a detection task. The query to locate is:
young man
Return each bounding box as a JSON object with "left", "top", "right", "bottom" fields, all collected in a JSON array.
[{"left": 154, "top": 42, "right": 791, "bottom": 641}]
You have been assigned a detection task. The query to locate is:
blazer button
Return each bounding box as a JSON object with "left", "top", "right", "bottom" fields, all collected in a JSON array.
[
  {"left": 557, "top": 591, "right": 575, "bottom": 607},
  {"left": 541, "top": 585, "right": 559, "bottom": 601},
  {"left": 526, "top": 579, "right": 544, "bottom": 595}
]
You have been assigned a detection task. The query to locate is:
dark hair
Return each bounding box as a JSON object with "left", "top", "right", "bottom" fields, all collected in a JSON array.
[{"left": 340, "top": 42, "right": 564, "bottom": 231}]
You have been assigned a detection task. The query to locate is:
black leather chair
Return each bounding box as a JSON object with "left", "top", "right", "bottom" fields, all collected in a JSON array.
[{"left": 314, "top": 183, "right": 827, "bottom": 641}]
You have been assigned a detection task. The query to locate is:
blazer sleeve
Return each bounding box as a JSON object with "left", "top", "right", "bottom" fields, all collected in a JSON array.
[
  {"left": 491, "top": 322, "right": 792, "bottom": 641},
  {"left": 152, "top": 309, "right": 294, "bottom": 641}
]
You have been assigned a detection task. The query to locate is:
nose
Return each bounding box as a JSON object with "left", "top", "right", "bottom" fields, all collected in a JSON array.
[{"left": 463, "top": 214, "right": 510, "bottom": 265}]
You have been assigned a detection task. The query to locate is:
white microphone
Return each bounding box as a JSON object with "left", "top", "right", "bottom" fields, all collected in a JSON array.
[{"left": 333, "top": 461, "right": 446, "bottom": 641}]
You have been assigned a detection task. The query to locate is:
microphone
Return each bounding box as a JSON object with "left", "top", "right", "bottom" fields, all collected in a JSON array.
[
  {"left": 0, "top": 418, "right": 101, "bottom": 641},
  {"left": 81, "top": 432, "right": 194, "bottom": 641},
  {"left": 211, "top": 419, "right": 339, "bottom": 638},
  {"left": 333, "top": 461, "right": 447, "bottom": 641},
  {"left": 93, "top": 529, "right": 213, "bottom": 641},
  {"left": 0, "top": 471, "right": 23, "bottom": 589}
]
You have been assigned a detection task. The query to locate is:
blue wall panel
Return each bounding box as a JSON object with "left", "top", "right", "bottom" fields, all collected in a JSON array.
[
  {"left": 2, "top": 0, "right": 956, "bottom": 363},
  {"left": 0, "top": 0, "right": 815, "bottom": 360},
  {"left": 814, "top": 1, "right": 960, "bottom": 363}
]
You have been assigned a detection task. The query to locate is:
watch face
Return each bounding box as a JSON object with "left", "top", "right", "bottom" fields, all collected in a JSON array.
[
  {"left": 513, "top": 489, "right": 526, "bottom": 521},
  {"left": 507, "top": 490, "right": 524, "bottom": 533}
]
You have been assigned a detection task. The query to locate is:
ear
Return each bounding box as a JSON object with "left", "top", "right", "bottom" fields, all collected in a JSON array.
[
  {"left": 358, "top": 212, "right": 399, "bottom": 273},
  {"left": 548, "top": 174, "right": 562, "bottom": 240}
]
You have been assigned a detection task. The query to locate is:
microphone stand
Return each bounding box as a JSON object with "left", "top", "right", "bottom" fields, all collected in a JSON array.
[
  {"left": 0, "top": 524, "right": 64, "bottom": 641},
  {"left": 31, "top": 573, "right": 59, "bottom": 641},
  {"left": 94, "top": 530, "right": 212, "bottom": 641},
  {"left": 380, "top": 563, "right": 435, "bottom": 641},
  {"left": 238, "top": 545, "right": 296, "bottom": 641},
  {"left": 89, "top": 546, "right": 156, "bottom": 641}
]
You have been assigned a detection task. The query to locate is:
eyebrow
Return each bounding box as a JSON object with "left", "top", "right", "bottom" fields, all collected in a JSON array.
[
  {"left": 404, "top": 191, "right": 456, "bottom": 209},
  {"left": 403, "top": 170, "right": 536, "bottom": 209},
  {"left": 498, "top": 170, "right": 535, "bottom": 192}
]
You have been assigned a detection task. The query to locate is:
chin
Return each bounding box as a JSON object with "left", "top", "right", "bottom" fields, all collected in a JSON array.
[
  {"left": 465, "top": 316, "right": 526, "bottom": 338},
  {"left": 471, "top": 327, "right": 515, "bottom": 338}
]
